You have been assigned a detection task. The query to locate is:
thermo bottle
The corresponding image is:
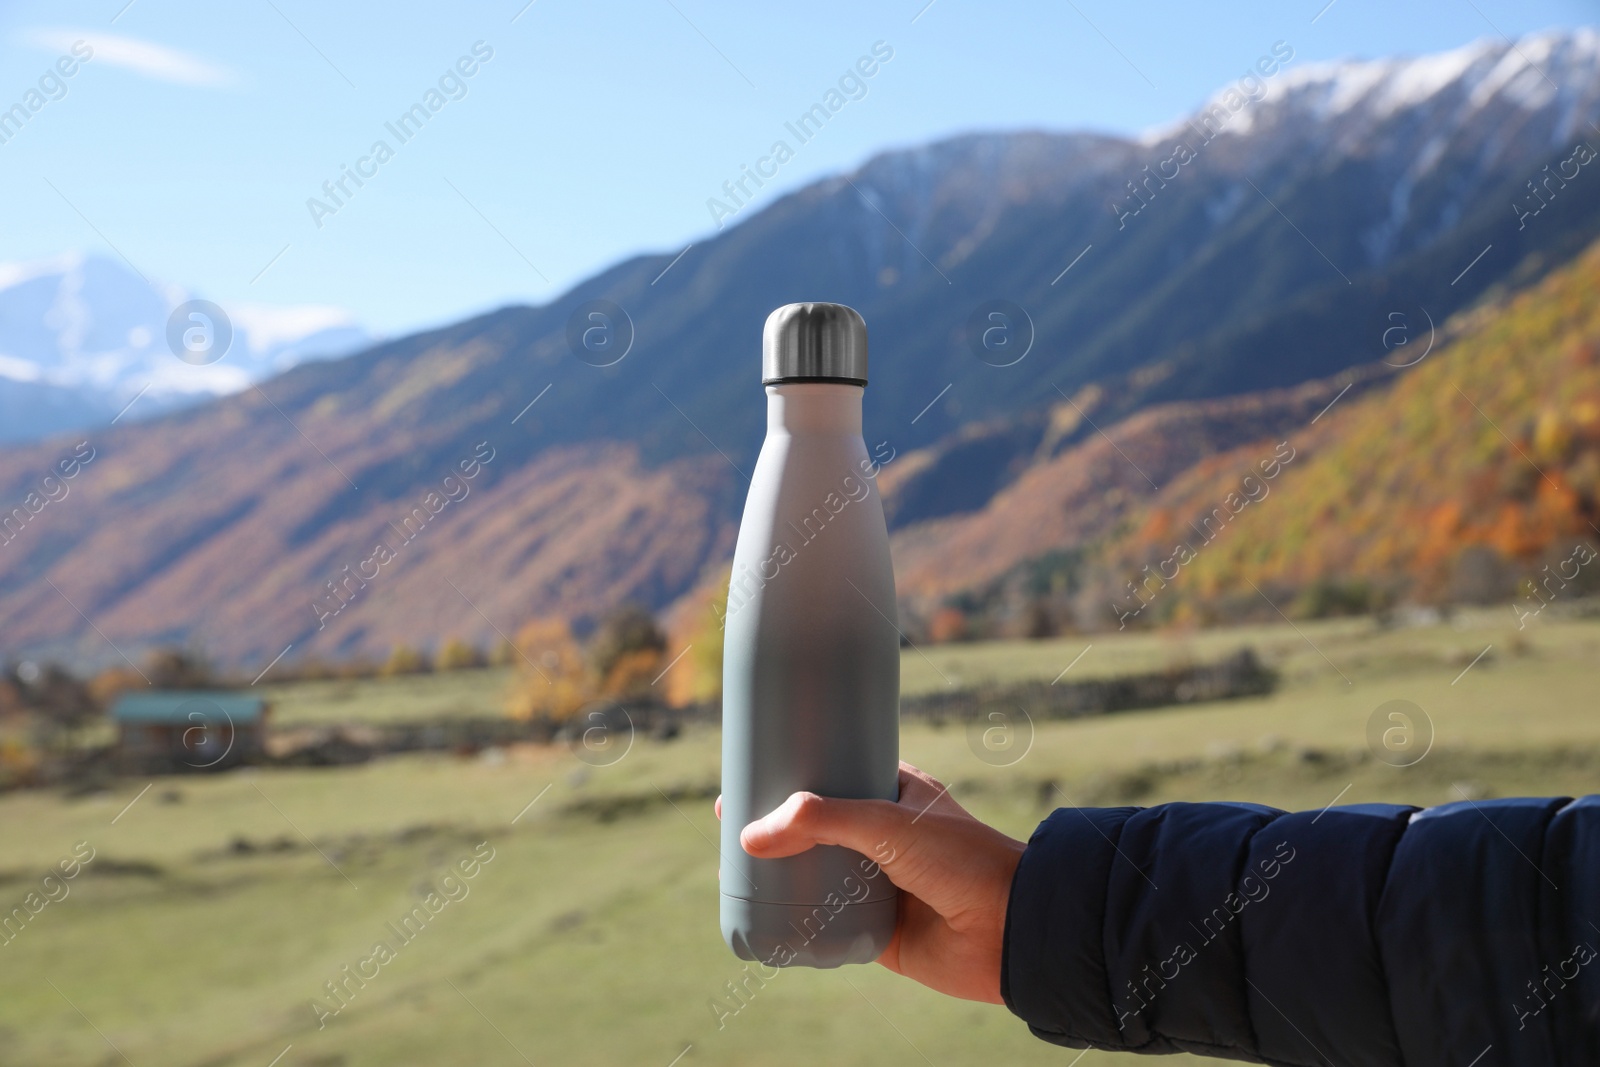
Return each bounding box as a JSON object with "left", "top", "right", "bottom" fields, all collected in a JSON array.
[{"left": 719, "top": 302, "right": 900, "bottom": 968}]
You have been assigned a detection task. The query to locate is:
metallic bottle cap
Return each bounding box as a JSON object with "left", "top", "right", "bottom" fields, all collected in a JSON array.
[{"left": 762, "top": 302, "right": 868, "bottom": 386}]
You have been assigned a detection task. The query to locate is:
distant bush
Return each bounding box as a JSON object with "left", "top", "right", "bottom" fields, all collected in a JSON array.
[
  {"left": 1292, "top": 579, "right": 1377, "bottom": 619},
  {"left": 0, "top": 737, "right": 39, "bottom": 791},
  {"left": 435, "top": 637, "right": 485, "bottom": 672},
  {"left": 381, "top": 644, "right": 430, "bottom": 676}
]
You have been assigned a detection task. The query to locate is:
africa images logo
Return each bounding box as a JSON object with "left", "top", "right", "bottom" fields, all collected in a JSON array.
[{"left": 177, "top": 697, "right": 235, "bottom": 770}]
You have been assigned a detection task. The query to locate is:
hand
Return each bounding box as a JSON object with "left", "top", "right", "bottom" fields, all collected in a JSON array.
[{"left": 716, "top": 762, "right": 1026, "bottom": 1004}]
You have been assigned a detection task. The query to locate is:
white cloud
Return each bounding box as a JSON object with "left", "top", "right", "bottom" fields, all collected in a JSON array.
[
  {"left": 228, "top": 303, "right": 362, "bottom": 351},
  {"left": 21, "top": 28, "right": 237, "bottom": 88}
]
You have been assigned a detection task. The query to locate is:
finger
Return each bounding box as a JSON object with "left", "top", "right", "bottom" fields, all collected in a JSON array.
[
  {"left": 714, "top": 794, "right": 722, "bottom": 821},
  {"left": 897, "top": 763, "right": 969, "bottom": 822},
  {"left": 898, "top": 761, "right": 943, "bottom": 792}
]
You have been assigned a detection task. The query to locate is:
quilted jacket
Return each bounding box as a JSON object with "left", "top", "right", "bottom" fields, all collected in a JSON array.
[{"left": 1002, "top": 796, "right": 1600, "bottom": 1065}]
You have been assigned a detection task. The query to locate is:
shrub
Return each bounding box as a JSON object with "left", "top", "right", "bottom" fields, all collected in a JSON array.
[
  {"left": 381, "top": 644, "right": 429, "bottom": 676},
  {"left": 436, "top": 637, "right": 485, "bottom": 671},
  {"left": 1292, "top": 579, "right": 1376, "bottom": 619}
]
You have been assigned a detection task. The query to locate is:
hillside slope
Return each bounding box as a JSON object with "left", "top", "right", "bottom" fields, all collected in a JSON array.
[
  {"left": 1097, "top": 234, "right": 1600, "bottom": 623},
  {"left": 885, "top": 370, "right": 1390, "bottom": 602}
]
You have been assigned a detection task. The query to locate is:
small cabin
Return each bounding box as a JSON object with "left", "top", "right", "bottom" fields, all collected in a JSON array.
[{"left": 111, "top": 691, "right": 268, "bottom": 772}]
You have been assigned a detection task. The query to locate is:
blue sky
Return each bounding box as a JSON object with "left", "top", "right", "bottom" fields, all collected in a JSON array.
[{"left": 0, "top": 0, "right": 1594, "bottom": 335}]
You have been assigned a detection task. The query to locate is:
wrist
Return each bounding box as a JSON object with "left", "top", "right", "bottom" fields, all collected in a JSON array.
[{"left": 970, "top": 832, "right": 1026, "bottom": 1004}]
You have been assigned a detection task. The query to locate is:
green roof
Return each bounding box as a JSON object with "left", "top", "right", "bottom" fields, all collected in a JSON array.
[{"left": 111, "top": 691, "right": 266, "bottom": 724}]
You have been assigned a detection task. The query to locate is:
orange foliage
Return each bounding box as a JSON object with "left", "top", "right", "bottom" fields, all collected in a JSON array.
[
  {"left": 504, "top": 617, "right": 592, "bottom": 721},
  {"left": 599, "top": 647, "right": 665, "bottom": 699},
  {"left": 1137, "top": 508, "right": 1174, "bottom": 543},
  {"left": 927, "top": 607, "right": 968, "bottom": 643},
  {"left": 1097, "top": 236, "right": 1600, "bottom": 613}
]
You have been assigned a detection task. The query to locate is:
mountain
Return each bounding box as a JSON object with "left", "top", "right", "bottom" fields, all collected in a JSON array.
[
  {"left": 0, "top": 253, "right": 372, "bottom": 443},
  {"left": 0, "top": 31, "right": 1596, "bottom": 668}
]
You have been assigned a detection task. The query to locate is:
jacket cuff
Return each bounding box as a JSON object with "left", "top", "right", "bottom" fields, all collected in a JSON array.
[{"left": 1002, "top": 806, "right": 1139, "bottom": 1050}]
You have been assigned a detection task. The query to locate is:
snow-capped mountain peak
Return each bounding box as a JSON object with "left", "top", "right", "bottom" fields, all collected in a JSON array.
[
  {"left": 1267, "top": 38, "right": 1500, "bottom": 125},
  {"left": 0, "top": 253, "right": 373, "bottom": 441}
]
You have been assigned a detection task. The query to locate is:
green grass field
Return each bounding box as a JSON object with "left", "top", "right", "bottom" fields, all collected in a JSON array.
[{"left": 3, "top": 607, "right": 1598, "bottom": 1067}]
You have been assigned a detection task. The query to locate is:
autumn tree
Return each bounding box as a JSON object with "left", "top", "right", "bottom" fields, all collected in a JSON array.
[
  {"left": 504, "top": 617, "right": 591, "bottom": 721},
  {"left": 588, "top": 605, "right": 667, "bottom": 702}
]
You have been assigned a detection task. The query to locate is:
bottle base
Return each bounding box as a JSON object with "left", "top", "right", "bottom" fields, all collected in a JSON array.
[{"left": 721, "top": 893, "right": 897, "bottom": 968}]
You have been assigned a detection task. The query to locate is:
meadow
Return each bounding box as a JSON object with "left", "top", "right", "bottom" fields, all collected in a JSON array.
[{"left": 2, "top": 605, "right": 1597, "bottom": 1067}]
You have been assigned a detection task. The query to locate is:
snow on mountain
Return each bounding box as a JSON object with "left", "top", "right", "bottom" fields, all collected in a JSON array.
[
  {"left": 1146, "top": 30, "right": 1600, "bottom": 144},
  {"left": 1129, "top": 30, "right": 1600, "bottom": 272},
  {"left": 0, "top": 252, "right": 372, "bottom": 442},
  {"left": 1260, "top": 39, "right": 1498, "bottom": 126},
  {"left": 1269, "top": 29, "right": 1599, "bottom": 129}
]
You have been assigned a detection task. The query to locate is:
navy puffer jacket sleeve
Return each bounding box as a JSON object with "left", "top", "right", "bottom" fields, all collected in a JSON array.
[{"left": 1001, "top": 796, "right": 1600, "bottom": 1065}]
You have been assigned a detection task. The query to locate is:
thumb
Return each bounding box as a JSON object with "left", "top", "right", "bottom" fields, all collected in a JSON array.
[{"left": 741, "top": 791, "right": 906, "bottom": 863}]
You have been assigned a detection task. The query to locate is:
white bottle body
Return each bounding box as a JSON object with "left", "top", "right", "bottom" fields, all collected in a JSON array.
[{"left": 719, "top": 383, "right": 900, "bottom": 968}]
